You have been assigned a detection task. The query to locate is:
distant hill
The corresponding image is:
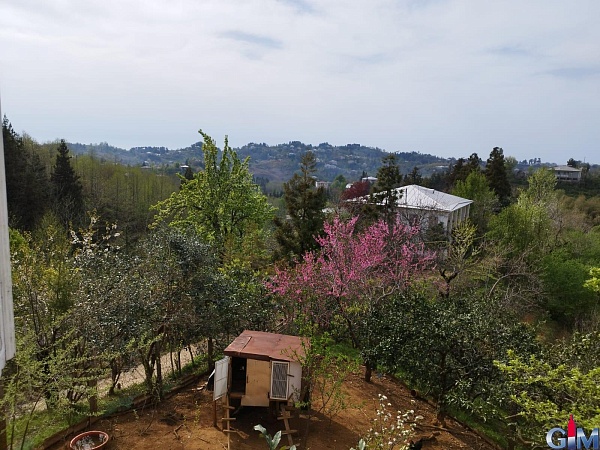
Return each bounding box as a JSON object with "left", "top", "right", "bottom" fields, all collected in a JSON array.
[{"left": 67, "top": 140, "right": 452, "bottom": 183}]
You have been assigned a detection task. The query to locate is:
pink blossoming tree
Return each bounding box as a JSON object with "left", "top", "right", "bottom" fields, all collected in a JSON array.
[{"left": 268, "top": 215, "right": 435, "bottom": 381}]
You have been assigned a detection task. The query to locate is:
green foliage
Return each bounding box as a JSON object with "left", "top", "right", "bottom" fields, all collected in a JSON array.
[
  {"left": 369, "top": 154, "right": 403, "bottom": 224},
  {"left": 497, "top": 334, "right": 600, "bottom": 446},
  {"left": 488, "top": 193, "right": 553, "bottom": 259},
  {"left": 448, "top": 153, "right": 482, "bottom": 188},
  {"left": 542, "top": 250, "right": 597, "bottom": 323},
  {"left": 151, "top": 130, "right": 273, "bottom": 262},
  {"left": 2, "top": 116, "right": 51, "bottom": 230},
  {"left": 273, "top": 151, "right": 327, "bottom": 262},
  {"left": 50, "top": 139, "right": 84, "bottom": 227},
  {"left": 452, "top": 171, "right": 498, "bottom": 233},
  {"left": 291, "top": 328, "right": 357, "bottom": 423},
  {"left": 253, "top": 424, "right": 296, "bottom": 450},
  {"left": 584, "top": 267, "right": 600, "bottom": 293},
  {"left": 436, "top": 220, "right": 480, "bottom": 298},
  {"left": 485, "top": 147, "right": 512, "bottom": 207},
  {"left": 371, "top": 292, "right": 538, "bottom": 419}
]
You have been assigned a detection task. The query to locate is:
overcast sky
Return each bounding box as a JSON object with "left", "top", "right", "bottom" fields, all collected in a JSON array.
[{"left": 1, "top": 0, "right": 599, "bottom": 164}]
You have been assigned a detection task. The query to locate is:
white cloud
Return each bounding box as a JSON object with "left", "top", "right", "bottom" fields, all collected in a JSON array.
[{"left": 1, "top": 0, "right": 599, "bottom": 164}]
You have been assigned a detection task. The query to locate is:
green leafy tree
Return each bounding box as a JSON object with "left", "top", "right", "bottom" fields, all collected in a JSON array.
[
  {"left": 497, "top": 332, "right": 600, "bottom": 447},
  {"left": 151, "top": 130, "right": 274, "bottom": 263},
  {"left": 9, "top": 213, "right": 105, "bottom": 424},
  {"left": 372, "top": 291, "right": 538, "bottom": 423},
  {"left": 452, "top": 171, "right": 498, "bottom": 233},
  {"left": 50, "top": 139, "right": 84, "bottom": 227},
  {"left": 584, "top": 267, "right": 600, "bottom": 293},
  {"left": 485, "top": 147, "right": 512, "bottom": 207},
  {"left": 329, "top": 174, "right": 347, "bottom": 205},
  {"left": 273, "top": 151, "right": 327, "bottom": 262}
]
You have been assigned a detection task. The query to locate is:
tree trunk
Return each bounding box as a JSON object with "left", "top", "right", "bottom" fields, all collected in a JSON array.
[
  {"left": 155, "top": 342, "right": 163, "bottom": 401},
  {"left": 87, "top": 378, "right": 98, "bottom": 415},
  {"left": 364, "top": 361, "right": 373, "bottom": 383}
]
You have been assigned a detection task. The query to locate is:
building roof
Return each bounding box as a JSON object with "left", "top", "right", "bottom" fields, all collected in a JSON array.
[
  {"left": 395, "top": 185, "right": 473, "bottom": 212},
  {"left": 553, "top": 165, "right": 582, "bottom": 172},
  {"left": 224, "top": 330, "right": 307, "bottom": 362}
]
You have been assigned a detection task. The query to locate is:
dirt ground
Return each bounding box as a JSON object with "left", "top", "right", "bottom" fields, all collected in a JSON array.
[{"left": 51, "top": 370, "right": 498, "bottom": 450}]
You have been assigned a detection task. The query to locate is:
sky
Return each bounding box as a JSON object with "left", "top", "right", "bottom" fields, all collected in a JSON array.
[{"left": 1, "top": 0, "right": 599, "bottom": 165}]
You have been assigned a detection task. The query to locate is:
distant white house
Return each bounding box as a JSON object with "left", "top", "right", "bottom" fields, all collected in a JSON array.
[
  {"left": 392, "top": 185, "right": 473, "bottom": 234},
  {"left": 553, "top": 165, "right": 582, "bottom": 182},
  {"left": 315, "top": 180, "right": 331, "bottom": 189},
  {"left": 350, "top": 184, "right": 473, "bottom": 235}
]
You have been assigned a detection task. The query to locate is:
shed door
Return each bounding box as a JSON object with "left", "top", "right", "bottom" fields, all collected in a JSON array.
[
  {"left": 213, "top": 356, "right": 229, "bottom": 401},
  {"left": 270, "top": 361, "right": 289, "bottom": 400},
  {"left": 287, "top": 361, "right": 302, "bottom": 402}
]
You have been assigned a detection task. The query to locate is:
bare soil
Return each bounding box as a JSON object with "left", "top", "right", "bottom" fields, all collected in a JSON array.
[{"left": 50, "top": 370, "right": 498, "bottom": 450}]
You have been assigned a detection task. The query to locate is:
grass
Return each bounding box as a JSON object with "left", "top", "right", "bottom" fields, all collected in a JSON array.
[
  {"left": 7, "top": 405, "right": 86, "bottom": 450},
  {"left": 446, "top": 406, "right": 511, "bottom": 449},
  {"left": 329, "top": 341, "right": 362, "bottom": 362}
]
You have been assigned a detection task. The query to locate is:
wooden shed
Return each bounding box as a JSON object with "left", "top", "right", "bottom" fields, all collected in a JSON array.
[{"left": 213, "top": 330, "right": 307, "bottom": 407}]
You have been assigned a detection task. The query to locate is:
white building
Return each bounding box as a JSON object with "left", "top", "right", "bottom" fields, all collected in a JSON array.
[
  {"left": 553, "top": 165, "right": 582, "bottom": 182},
  {"left": 351, "top": 184, "right": 473, "bottom": 235},
  {"left": 392, "top": 185, "right": 473, "bottom": 234}
]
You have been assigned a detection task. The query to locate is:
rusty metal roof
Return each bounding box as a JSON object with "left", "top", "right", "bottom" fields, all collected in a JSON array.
[{"left": 224, "top": 330, "right": 308, "bottom": 362}]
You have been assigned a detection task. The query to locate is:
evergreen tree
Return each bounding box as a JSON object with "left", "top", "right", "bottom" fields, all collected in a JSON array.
[
  {"left": 403, "top": 166, "right": 422, "bottom": 185},
  {"left": 2, "top": 116, "right": 50, "bottom": 230},
  {"left": 448, "top": 153, "right": 481, "bottom": 188},
  {"left": 485, "top": 147, "right": 512, "bottom": 207},
  {"left": 273, "top": 151, "right": 327, "bottom": 262},
  {"left": 369, "top": 154, "right": 403, "bottom": 225},
  {"left": 50, "top": 139, "right": 84, "bottom": 227},
  {"left": 180, "top": 165, "right": 195, "bottom": 189}
]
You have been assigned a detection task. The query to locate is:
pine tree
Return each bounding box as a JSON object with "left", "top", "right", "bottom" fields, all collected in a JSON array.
[
  {"left": 403, "top": 166, "right": 422, "bottom": 185},
  {"left": 448, "top": 153, "right": 481, "bottom": 188},
  {"left": 485, "top": 147, "right": 512, "bottom": 207},
  {"left": 50, "top": 139, "right": 84, "bottom": 227},
  {"left": 369, "top": 154, "right": 403, "bottom": 225},
  {"left": 2, "top": 116, "right": 50, "bottom": 230},
  {"left": 273, "top": 151, "right": 327, "bottom": 262}
]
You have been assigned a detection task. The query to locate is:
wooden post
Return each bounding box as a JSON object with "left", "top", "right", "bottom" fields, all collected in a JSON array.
[{"left": 213, "top": 400, "right": 217, "bottom": 428}]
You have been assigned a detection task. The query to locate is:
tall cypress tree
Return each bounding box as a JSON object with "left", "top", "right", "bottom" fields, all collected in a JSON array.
[
  {"left": 485, "top": 147, "right": 512, "bottom": 207},
  {"left": 273, "top": 151, "right": 327, "bottom": 262},
  {"left": 50, "top": 139, "right": 84, "bottom": 227}
]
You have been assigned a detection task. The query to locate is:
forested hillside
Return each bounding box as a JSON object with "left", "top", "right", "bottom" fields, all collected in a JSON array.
[
  {"left": 67, "top": 139, "right": 450, "bottom": 184},
  {"left": 3, "top": 119, "right": 600, "bottom": 450}
]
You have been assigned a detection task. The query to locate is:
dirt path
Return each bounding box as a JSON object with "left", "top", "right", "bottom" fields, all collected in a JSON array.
[{"left": 97, "top": 345, "right": 201, "bottom": 397}]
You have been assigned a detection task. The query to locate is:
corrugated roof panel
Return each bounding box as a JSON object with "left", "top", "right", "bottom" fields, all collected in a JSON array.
[{"left": 224, "top": 330, "right": 307, "bottom": 362}]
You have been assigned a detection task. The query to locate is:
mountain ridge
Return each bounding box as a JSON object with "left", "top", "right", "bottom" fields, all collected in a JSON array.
[{"left": 66, "top": 140, "right": 451, "bottom": 183}]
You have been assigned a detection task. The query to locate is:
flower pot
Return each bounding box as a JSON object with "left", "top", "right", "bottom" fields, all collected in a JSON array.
[{"left": 69, "top": 430, "right": 109, "bottom": 450}]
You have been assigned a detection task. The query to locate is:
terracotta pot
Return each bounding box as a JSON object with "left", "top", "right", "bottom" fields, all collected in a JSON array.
[{"left": 69, "top": 430, "right": 109, "bottom": 450}]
